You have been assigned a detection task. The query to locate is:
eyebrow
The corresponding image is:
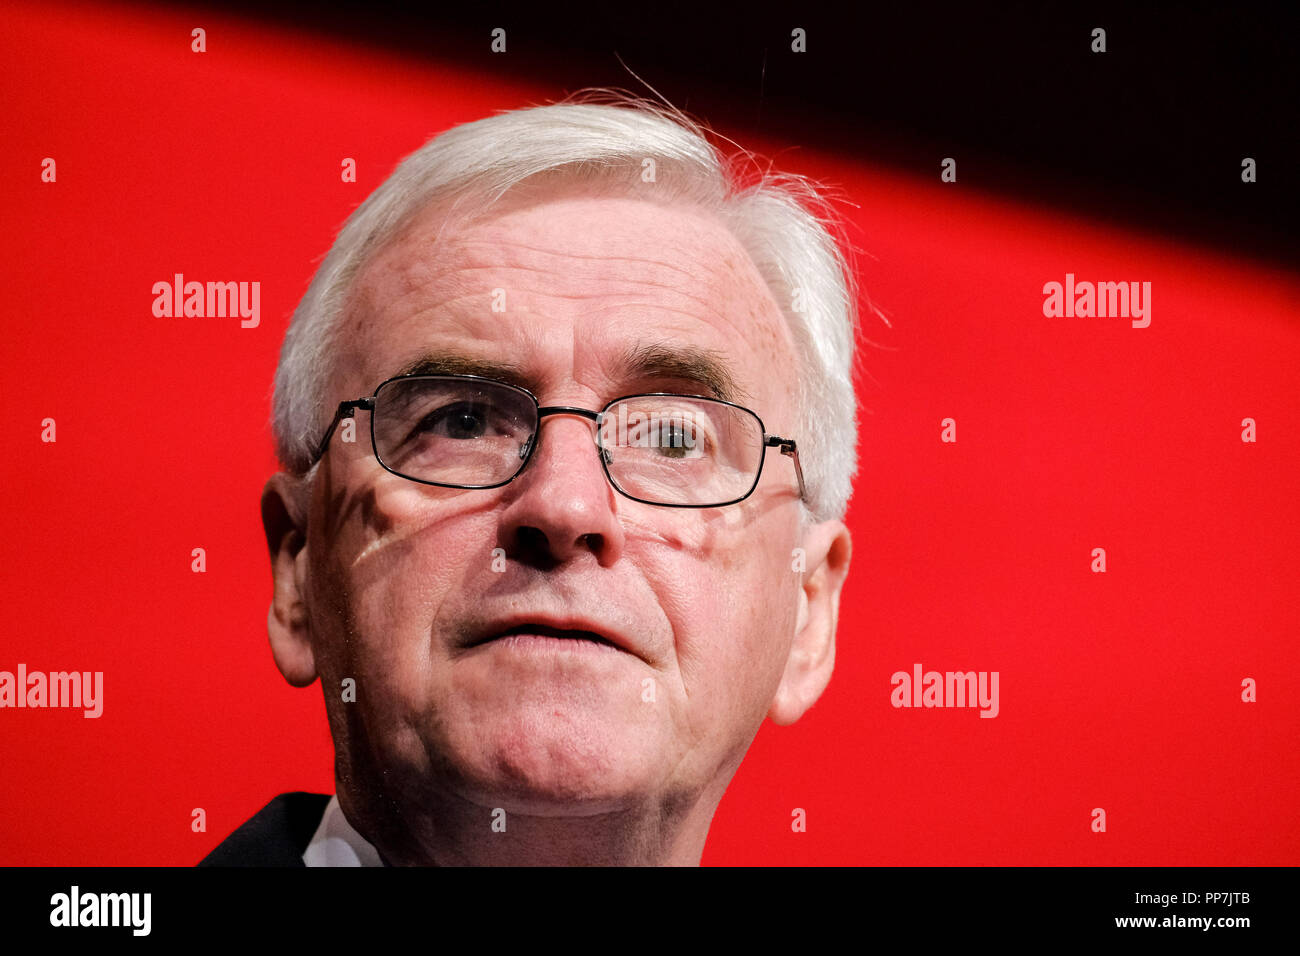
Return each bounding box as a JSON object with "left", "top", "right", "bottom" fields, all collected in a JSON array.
[
  {"left": 390, "top": 354, "right": 532, "bottom": 391},
  {"left": 615, "top": 342, "right": 748, "bottom": 405},
  {"left": 386, "top": 342, "right": 749, "bottom": 405}
]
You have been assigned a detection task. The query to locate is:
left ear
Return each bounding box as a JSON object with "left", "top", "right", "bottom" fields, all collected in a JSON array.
[{"left": 767, "top": 519, "right": 852, "bottom": 725}]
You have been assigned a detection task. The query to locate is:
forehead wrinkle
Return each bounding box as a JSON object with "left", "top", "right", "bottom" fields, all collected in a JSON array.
[
  {"left": 430, "top": 247, "right": 725, "bottom": 319},
  {"left": 368, "top": 200, "right": 787, "bottom": 342},
  {"left": 383, "top": 265, "right": 761, "bottom": 354},
  {"left": 366, "top": 239, "right": 729, "bottom": 324},
  {"left": 448, "top": 236, "right": 707, "bottom": 285}
]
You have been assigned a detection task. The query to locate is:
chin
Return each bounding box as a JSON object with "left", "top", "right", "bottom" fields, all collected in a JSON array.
[{"left": 438, "top": 708, "right": 666, "bottom": 816}]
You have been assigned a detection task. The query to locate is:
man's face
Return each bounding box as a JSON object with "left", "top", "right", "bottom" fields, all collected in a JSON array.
[{"left": 272, "top": 192, "right": 843, "bottom": 861}]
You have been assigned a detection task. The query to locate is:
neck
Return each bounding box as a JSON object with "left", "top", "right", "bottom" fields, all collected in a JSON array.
[{"left": 340, "top": 782, "right": 722, "bottom": 866}]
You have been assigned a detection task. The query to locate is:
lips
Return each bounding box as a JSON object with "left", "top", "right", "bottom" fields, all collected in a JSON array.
[
  {"left": 472, "top": 624, "right": 619, "bottom": 649},
  {"left": 461, "top": 616, "right": 642, "bottom": 662}
]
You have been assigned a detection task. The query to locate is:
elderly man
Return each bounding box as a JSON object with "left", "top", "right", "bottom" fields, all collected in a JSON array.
[{"left": 201, "top": 94, "right": 856, "bottom": 866}]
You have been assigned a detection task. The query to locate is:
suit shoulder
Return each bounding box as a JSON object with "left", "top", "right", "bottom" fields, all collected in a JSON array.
[{"left": 198, "top": 792, "right": 331, "bottom": 867}]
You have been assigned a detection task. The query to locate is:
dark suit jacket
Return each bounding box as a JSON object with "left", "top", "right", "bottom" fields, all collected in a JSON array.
[{"left": 199, "top": 792, "right": 331, "bottom": 867}]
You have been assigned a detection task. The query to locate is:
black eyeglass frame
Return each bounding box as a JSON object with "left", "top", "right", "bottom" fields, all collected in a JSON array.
[{"left": 308, "top": 373, "right": 808, "bottom": 509}]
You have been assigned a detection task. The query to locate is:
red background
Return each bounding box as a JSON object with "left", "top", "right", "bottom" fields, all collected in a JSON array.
[{"left": 2, "top": 0, "right": 1297, "bottom": 865}]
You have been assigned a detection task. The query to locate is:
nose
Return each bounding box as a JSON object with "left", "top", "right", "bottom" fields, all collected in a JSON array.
[{"left": 497, "top": 409, "right": 625, "bottom": 569}]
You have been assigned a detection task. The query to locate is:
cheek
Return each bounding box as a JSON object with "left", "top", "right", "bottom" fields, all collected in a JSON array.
[
  {"left": 308, "top": 479, "right": 495, "bottom": 715},
  {"left": 643, "top": 506, "right": 800, "bottom": 714}
]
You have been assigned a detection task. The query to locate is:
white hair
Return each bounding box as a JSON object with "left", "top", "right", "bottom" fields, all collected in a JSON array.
[{"left": 272, "top": 91, "right": 862, "bottom": 523}]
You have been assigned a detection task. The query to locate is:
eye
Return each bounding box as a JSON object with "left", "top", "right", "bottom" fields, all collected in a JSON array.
[
  {"left": 655, "top": 420, "right": 701, "bottom": 458},
  {"left": 412, "top": 401, "right": 495, "bottom": 441},
  {"left": 625, "top": 411, "right": 707, "bottom": 459}
]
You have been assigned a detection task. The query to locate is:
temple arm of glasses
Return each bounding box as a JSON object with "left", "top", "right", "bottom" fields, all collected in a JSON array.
[
  {"left": 765, "top": 435, "right": 808, "bottom": 503},
  {"left": 310, "top": 398, "right": 374, "bottom": 467}
]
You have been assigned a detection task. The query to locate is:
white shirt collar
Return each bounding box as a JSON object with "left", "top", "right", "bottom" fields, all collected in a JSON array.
[{"left": 302, "top": 794, "right": 384, "bottom": 866}]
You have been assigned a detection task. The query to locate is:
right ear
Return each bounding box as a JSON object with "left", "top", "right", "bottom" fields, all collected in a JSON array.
[{"left": 261, "top": 472, "right": 317, "bottom": 687}]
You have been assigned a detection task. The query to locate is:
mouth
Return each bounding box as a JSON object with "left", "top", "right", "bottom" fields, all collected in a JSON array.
[
  {"left": 467, "top": 624, "right": 623, "bottom": 651},
  {"left": 459, "top": 617, "right": 644, "bottom": 662}
]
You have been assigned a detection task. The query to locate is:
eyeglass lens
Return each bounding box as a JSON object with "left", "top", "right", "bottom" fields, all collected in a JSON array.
[{"left": 371, "top": 377, "right": 764, "bottom": 506}]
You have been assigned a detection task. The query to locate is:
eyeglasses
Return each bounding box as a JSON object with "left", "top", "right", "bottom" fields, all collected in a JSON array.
[{"left": 309, "top": 373, "right": 807, "bottom": 509}]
